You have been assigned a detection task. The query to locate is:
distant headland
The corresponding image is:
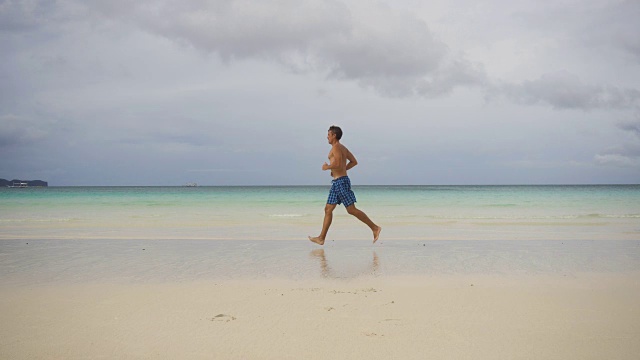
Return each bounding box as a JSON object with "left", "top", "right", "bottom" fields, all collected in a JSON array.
[{"left": 1, "top": 179, "right": 48, "bottom": 187}]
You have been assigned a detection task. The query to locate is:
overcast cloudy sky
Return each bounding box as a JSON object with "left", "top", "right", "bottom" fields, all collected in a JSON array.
[{"left": 1, "top": 0, "right": 639, "bottom": 185}]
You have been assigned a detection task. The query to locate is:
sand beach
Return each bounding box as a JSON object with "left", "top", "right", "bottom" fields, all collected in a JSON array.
[
  {"left": 4, "top": 0, "right": 640, "bottom": 356},
  {"left": 2, "top": 273, "right": 639, "bottom": 359},
  {"left": 1, "top": 186, "right": 639, "bottom": 358},
  {"left": 1, "top": 239, "right": 640, "bottom": 359}
]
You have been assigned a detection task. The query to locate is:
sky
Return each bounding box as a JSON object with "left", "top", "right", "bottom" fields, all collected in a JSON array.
[{"left": 1, "top": 0, "right": 639, "bottom": 186}]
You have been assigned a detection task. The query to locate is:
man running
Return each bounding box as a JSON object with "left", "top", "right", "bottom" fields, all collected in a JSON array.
[{"left": 308, "top": 126, "right": 381, "bottom": 245}]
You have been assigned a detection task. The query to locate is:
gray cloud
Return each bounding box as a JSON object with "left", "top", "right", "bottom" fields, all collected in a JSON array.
[
  {"left": 595, "top": 120, "right": 640, "bottom": 168},
  {"left": 0, "top": 114, "right": 49, "bottom": 147},
  {"left": 0, "top": 0, "right": 55, "bottom": 33},
  {"left": 582, "top": 0, "right": 640, "bottom": 62},
  {"left": 498, "top": 71, "right": 640, "bottom": 110},
  {"left": 515, "top": 0, "right": 640, "bottom": 63},
  {"left": 415, "top": 57, "right": 487, "bottom": 97},
  {"left": 618, "top": 118, "right": 640, "bottom": 138},
  {"left": 2, "top": 0, "right": 640, "bottom": 185},
  {"left": 83, "top": 0, "right": 485, "bottom": 98}
]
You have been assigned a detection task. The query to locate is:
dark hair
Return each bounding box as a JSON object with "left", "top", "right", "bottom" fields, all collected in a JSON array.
[{"left": 329, "top": 125, "right": 343, "bottom": 140}]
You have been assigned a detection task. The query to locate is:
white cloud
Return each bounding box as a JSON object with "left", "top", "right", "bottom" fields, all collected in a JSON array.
[{"left": 594, "top": 153, "right": 640, "bottom": 168}]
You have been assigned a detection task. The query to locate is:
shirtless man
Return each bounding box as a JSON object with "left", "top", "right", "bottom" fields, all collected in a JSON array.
[{"left": 309, "top": 126, "right": 381, "bottom": 245}]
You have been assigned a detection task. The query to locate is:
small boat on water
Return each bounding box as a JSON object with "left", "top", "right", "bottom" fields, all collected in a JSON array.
[
  {"left": 184, "top": 182, "right": 198, "bottom": 187},
  {"left": 8, "top": 181, "right": 29, "bottom": 188}
]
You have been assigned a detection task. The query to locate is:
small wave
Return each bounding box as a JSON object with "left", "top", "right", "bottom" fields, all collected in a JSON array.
[
  {"left": 381, "top": 213, "right": 640, "bottom": 221},
  {"left": 578, "top": 213, "right": 640, "bottom": 219},
  {"left": 0, "top": 218, "right": 76, "bottom": 222}
]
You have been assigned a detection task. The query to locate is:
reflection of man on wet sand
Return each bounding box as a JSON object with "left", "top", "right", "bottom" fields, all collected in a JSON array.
[
  {"left": 308, "top": 126, "right": 381, "bottom": 245},
  {"left": 310, "top": 249, "right": 379, "bottom": 278}
]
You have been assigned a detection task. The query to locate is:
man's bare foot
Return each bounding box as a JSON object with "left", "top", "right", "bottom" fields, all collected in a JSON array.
[
  {"left": 373, "top": 226, "right": 382, "bottom": 244},
  {"left": 308, "top": 236, "right": 325, "bottom": 245}
]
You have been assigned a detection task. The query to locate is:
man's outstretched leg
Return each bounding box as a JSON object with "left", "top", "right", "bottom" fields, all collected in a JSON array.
[
  {"left": 346, "top": 204, "right": 382, "bottom": 243},
  {"left": 309, "top": 204, "right": 337, "bottom": 245}
]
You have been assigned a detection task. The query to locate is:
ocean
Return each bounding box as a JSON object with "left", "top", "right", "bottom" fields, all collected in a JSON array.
[
  {"left": 1, "top": 185, "right": 639, "bottom": 241},
  {"left": 1, "top": 185, "right": 640, "bottom": 283}
]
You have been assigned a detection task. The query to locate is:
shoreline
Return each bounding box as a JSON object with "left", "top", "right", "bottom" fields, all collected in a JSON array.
[
  {"left": 2, "top": 185, "right": 638, "bottom": 243},
  {"left": 2, "top": 240, "right": 640, "bottom": 286}
]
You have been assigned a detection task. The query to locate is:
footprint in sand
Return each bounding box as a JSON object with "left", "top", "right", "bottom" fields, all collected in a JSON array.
[
  {"left": 363, "top": 332, "right": 384, "bottom": 337},
  {"left": 380, "top": 319, "right": 402, "bottom": 326},
  {"left": 210, "top": 314, "right": 236, "bottom": 322}
]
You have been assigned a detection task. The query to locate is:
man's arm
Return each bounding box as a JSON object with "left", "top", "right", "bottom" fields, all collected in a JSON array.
[{"left": 345, "top": 149, "right": 357, "bottom": 170}]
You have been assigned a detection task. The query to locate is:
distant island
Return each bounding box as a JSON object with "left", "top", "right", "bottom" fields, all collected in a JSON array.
[{"left": 1, "top": 179, "right": 48, "bottom": 187}]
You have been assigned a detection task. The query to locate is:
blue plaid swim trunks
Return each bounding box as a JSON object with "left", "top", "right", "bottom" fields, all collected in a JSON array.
[{"left": 327, "top": 176, "right": 357, "bottom": 207}]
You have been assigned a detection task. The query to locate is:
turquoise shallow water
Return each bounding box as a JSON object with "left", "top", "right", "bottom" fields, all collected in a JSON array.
[
  {"left": 1, "top": 186, "right": 639, "bottom": 284},
  {"left": 1, "top": 185, "right": 639, "bottom": 240}
]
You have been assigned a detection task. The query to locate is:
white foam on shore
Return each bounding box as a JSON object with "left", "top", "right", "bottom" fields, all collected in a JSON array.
[{"left": 268, "top": 214, "right": 305, "bottom": 217}]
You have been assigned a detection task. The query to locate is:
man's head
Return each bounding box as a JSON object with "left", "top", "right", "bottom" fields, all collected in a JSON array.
[{"left": 328, "top": 125, "right": 343, "bottom": 143}]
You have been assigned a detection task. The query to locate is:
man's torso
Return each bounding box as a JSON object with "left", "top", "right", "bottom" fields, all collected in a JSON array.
[{"left": 329, "top": 143, "right": 349, "bottom": 179}]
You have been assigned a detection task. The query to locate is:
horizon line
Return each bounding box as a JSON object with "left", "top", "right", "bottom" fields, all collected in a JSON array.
[{"left": 16, "top": 183, "right": 640, "bottom": 187}]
